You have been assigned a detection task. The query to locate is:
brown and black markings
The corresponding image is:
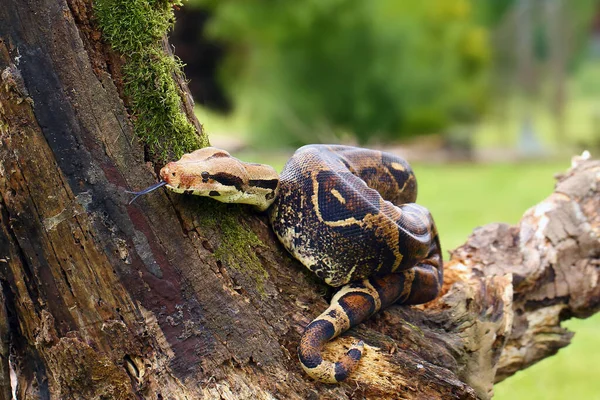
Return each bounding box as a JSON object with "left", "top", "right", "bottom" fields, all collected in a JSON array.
[
  {"left": 272, "top": 145, "right": 442, "bottom": 382},
  {"left": 129, "top": 144, "right": 443, "bottom": 383},
  {"left": 157, "top": 147, "right": 279, "bottom": 211}
]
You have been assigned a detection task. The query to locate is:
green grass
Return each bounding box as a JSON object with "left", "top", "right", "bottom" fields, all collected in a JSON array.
[{"left": 412, "top": 161, "right": 568, "bottom": 251}]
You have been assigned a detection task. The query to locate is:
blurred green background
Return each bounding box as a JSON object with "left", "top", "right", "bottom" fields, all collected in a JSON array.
[{"left": 171, "top": 0, "right": 600, "bottom": 398}]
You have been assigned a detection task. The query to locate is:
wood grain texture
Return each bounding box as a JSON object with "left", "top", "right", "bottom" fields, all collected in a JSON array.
[{"left": 0, "top": 1, "right": 598, "bottom": 399}]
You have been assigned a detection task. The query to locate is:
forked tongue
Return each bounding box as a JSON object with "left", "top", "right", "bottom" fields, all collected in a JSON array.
[{"left": 125, "top": 181, "right": 167, "bottom": 204}]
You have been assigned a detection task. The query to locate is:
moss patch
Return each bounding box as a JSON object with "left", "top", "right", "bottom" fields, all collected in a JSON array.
[
  {"left": 198, "top": 203, "right": 269, "bottom": 295},
  {"left": 94, "top": 0, "right": 208, "bottom": 158}
]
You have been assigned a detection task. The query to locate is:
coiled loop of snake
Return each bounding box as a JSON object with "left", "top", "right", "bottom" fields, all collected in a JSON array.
[{"left": 128, "top": 145, "right": 443, "bottom": 383}]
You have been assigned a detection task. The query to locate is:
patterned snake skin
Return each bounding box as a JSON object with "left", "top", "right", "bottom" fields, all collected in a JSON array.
[
  {"left": 270, "top": 145, "right": 443, "bottom": 382},
  {"left": 133, "top": 144, "right": 443, "bottom": 383}
]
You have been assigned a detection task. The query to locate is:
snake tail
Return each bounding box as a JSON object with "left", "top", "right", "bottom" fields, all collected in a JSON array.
[{"left": 298, "top": 262, "right": 442, "bottom": 383}]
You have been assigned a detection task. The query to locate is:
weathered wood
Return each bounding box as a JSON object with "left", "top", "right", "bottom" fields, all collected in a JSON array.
[{"left": 0, "top": 1, "right": 598, "bottom": 399}]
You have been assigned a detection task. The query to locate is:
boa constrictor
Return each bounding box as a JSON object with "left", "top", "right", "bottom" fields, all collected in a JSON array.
[{"left": 129, "top": 145, "right": 443, "bottom": 383}]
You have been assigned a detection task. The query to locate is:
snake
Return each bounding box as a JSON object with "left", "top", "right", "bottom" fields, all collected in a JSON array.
[{"left": 128, "top": 144, "right": 443, "bottom": 383}]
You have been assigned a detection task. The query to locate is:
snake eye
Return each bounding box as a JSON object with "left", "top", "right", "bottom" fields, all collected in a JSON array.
[{"left": 201, "top": 171, "right": 210, "bottom": 180}]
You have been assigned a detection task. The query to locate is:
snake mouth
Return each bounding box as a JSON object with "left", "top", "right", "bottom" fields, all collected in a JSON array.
[{"left": 125, "top": 180, "right": 168, "bottom": 204}]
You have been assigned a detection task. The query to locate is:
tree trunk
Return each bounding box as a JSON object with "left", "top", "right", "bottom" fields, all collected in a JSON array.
[{"left": 0, "top": 1, "right": 599, "bottom": 399}]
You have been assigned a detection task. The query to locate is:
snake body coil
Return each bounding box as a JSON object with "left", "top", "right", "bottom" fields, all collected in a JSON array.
[{"left": 138, "top": 145, "right": 443, "bottom": 383}]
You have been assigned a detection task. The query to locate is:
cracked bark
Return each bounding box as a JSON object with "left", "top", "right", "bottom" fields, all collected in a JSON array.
[{"left": 0, "top": 1, "right": 599, "bottom": 399}]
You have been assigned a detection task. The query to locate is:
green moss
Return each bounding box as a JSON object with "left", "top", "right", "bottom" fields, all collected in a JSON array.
[
  {"left": 199, "top": 203, "right": 269, "bottom": 295},
  {"left": 95, "top": 0, "right": 208, "bottom": 158}
]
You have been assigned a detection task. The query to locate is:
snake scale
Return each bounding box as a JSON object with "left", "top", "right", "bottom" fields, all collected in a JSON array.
[{"left": 129, "top": 144, "right": 443, "bottom": 383}]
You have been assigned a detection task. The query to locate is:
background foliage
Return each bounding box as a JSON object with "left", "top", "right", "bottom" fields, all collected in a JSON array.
[
  {"left": 193, "top": 0, "right": 491, "bottom": 146},
  {"left": 188, "top": 0, "right": 598, "bottom": 150}
]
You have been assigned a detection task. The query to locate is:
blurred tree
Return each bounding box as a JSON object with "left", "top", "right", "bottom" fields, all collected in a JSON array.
[
  {"left": 189, "top": 0, "right": 491, "bottom": 147},
  {"left": 170, "top": 8, "right": 231, "bottom": 112},
  {"left": 488, "top": 0, "right": 598, "bottom": 147}
]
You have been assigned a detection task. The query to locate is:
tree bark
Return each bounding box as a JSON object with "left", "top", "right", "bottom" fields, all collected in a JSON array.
[{"left": 0, "top": 1, "right": 599, "bottom": 399}]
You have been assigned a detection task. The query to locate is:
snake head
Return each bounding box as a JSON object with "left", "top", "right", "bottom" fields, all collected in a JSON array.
[
  {"left": 158, "top": 147, "right": 279, "bottom": 211},
  {"left": 159, "top": 147, "right": 248, "bottom": 196},
  {"left": 125, "top": 147, "right": 279, "bottom": 210}
]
